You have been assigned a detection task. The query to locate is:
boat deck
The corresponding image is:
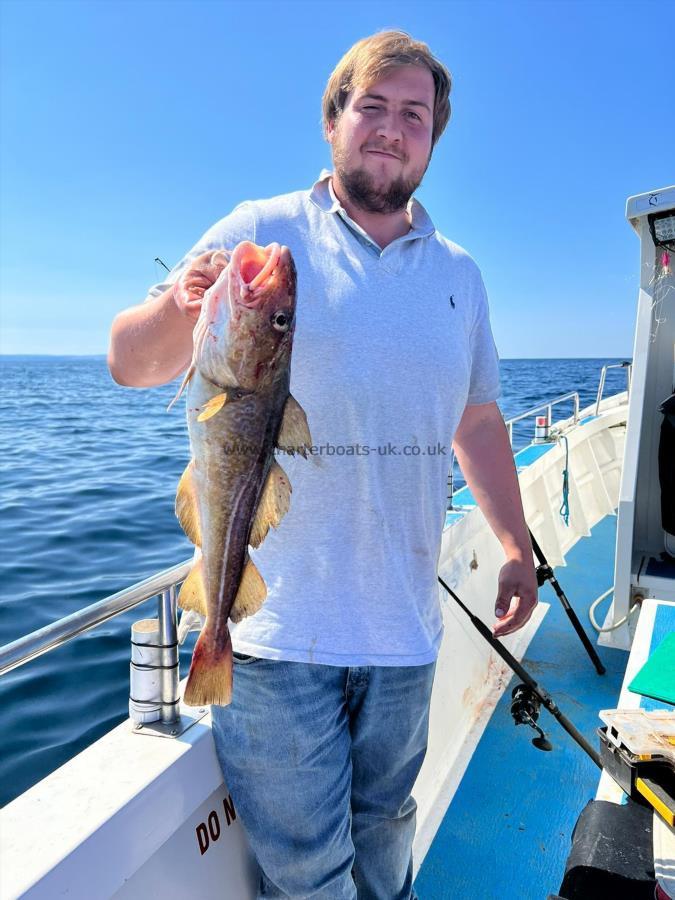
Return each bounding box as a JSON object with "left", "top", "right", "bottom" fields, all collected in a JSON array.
[{"left": 415, "top": 513, "right": 628, "bottom": 899}]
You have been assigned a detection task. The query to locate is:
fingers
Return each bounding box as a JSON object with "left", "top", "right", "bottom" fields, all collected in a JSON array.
[
  {"left": 188, "top": 250, "right": 231, "bottom": 285},
  {"left": 173, "top": 272, "right": 208, "bottom": 321},
  {"left": 492, "top": 594, "right": 537, "bottom": 638},
  {"left": 174, "top": 254, "right": 228, "bottom": 319}
]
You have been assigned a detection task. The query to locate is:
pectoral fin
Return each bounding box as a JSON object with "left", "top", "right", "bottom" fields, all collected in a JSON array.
[
  {"left": 229, "top": 556, "right": 267, "bottom": 623},
  {"left": 276, "top": 394, "right": 312, "bottom": 457},
  {"left": 197, "top": 392, "right": 228, "bottom": 422},
  {"left": 178, "top": 557, "right": 207, "bottom": 615},
  {"left": 175, "top": 460, "right": 201, "bottom": 546},
  {"left": 249, "top": 460, "right": 292, "bottom": 548}
]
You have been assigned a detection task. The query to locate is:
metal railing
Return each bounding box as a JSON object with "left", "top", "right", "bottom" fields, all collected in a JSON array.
[
  {"left": 504, "top": 391, "right": 580, "bottom": 445},
  {"left": 1, "top": 365, "right": 633, "bottom": 681},
  {"left": 595, "top": 361, "right": 632, "bottom": 416},
  {"left": 448, "top": 392, "right": 579, "bottom": 507},
  {"left": 0, "top": 559, "right": 192, "bottom": 720}
]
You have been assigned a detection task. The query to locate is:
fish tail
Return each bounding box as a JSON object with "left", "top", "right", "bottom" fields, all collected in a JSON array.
[{"left": 183, "top": 628, "right": 233, "bottom": 707}]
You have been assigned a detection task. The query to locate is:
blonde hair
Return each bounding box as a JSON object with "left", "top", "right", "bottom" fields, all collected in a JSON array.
[{"left": 322, "top": 30, "right": 452, "bottom": 148}]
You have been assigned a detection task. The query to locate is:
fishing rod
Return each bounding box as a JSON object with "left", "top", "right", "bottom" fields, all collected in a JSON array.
[
  {"left": 438, "top": 573, "right": 602, "bottom": 769},
  {"left": 528, "top": 528, "right": 606, "bottom": 675}
]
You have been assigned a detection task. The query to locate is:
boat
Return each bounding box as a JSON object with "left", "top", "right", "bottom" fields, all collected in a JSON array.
[{"left": 1, "top": 185, "right": 673, "bottom": 899}]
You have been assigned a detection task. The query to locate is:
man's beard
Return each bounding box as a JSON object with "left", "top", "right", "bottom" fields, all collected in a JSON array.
[{"left": 333, "top": 137, "right": 429, "bottom": 214}]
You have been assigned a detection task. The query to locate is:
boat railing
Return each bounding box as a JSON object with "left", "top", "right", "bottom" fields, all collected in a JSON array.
[
  {"left": 504, "top": 391, "right": 580, "bottom": 445},
  {"left": 1, "top": 370, "right": 633, "bottom": 692},
  {"left": 595, "top": 361, "right": 632, "bottom": 416},
  {"left": 448, "top": 370, "right": 630, "bottom": 506},
  {"left": 0, "top": 558, "right": 193, "bottom": 723}
]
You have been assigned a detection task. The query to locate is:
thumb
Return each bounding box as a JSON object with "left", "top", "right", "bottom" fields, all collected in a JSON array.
[
  {"left": 495, "top": 591, "right": 511, "bottom": 618},
  {"left": 185, "top": 250, "right": 231, "bottom": 285},
  {"left": 201, "top": 249, "right": 231, "bottom": 284}
]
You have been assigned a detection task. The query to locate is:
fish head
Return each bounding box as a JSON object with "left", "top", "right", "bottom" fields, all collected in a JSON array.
[{"left": 194, "top": 241, "right": 297, "bottom": 392}]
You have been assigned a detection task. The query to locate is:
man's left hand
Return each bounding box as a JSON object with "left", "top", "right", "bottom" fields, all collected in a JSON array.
[{"left": 492, "top": 557, "right": 538, "bottom": 638}]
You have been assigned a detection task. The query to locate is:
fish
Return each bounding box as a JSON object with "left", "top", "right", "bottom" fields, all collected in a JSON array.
[{"left": 172, "top": 241, "right": 311, "bottom": 707}]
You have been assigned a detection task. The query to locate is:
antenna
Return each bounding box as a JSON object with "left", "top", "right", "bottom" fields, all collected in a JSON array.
[{"left": 154, "top": 257, "right": 170, "bottom": 273}]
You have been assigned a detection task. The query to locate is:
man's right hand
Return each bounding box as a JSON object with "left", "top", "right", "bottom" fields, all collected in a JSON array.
[
  {"left": 109, "top": 249, "right": 231, "bottom": 387},
  {"left": 174, "top": 250, "right": 231, "bottom": 321}
]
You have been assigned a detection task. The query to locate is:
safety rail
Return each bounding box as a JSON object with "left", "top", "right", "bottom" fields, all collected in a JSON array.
[
  {"left": 595, "top": 361, "right": 632, "bottom": 416},
  {"left": 0, "top": 559, "right": 192, "bottom": 722},
  {"left": 447, "top": 392, "right": 580, "bottom": 506},
  {"left": 1, "top": 367, "right": 633, "bottom": 676},
  {"left": 504, "top": 391, "right": 580, "bottom": 445}
]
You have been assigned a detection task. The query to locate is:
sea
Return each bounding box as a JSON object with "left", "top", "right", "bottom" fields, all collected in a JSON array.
[{"left": 0, "top": 355, "right": 631, "bottom": 807}]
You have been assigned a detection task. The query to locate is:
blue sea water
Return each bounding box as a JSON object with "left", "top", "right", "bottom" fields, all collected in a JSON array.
[{"left": 0, "top": 355, "right": 630, "bottom": 807}]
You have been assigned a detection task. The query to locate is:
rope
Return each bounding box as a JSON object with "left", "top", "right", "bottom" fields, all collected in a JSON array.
[{"left": 559, "top": 435, "right": 570, "bottom": 526}]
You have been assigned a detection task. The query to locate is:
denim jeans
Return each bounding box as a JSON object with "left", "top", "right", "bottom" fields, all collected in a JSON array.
[{"left": 210, "top": 656, "right": 437, "bottom": 899}]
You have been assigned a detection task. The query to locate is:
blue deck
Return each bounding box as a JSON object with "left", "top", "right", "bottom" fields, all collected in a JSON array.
[{"left": 415, "top": 514, "right": 629, "bottom": 899}]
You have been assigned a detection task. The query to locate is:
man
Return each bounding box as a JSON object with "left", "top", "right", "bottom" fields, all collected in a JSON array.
[{"left": 109, "top": 30, "right": 537, "bottom": 900}]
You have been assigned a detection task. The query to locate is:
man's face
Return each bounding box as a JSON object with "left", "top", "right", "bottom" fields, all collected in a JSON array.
[{"left": 327, "top": 65, "right": 435, "bottom": 214}]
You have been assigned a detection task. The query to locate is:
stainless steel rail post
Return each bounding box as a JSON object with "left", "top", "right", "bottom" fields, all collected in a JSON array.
[
  {"left": 158, "top": 586, "right": 180, "bottom": 724},
  {"left": 595, "top": 361, "right": 632, "bottom": 415}
]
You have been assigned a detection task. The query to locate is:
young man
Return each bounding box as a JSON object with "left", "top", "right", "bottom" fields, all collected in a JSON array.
[{"left": 109, "top": 30, "right": 537, "bottom": 900}]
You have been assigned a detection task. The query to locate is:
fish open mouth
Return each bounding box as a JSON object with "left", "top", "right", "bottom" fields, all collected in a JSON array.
[{"left": 236, "top": 242, "right": 283, "bottom": 306}]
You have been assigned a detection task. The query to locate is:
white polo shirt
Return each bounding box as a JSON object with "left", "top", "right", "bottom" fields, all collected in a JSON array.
[{"left": 146, "top": 171, "right": 501, "bottom": 666}]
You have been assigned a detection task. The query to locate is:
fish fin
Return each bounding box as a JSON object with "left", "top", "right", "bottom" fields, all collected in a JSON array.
[
  {"left": 177, "top": 557, "right": 207, "bottom": 615},
  {"left": 167, "top": 362, "right": 196, "bottom": 412},
  {"left": 249, "top": 460, "right": 292, "bottom": 548},
  {"left": 229, "top": 556, "right": 267, "bottom": 623},
  {"left": 276, "top": 394, "right": 312, "bottom": 457},
  {"left": 175, "top": 460, "right": 202, "bottom": 546},
  {"left": 196, "top": 392, "right": 228, "bottom": 422},
  {"left": 183, "top": 628, "right": 233, "bottom": 707}
]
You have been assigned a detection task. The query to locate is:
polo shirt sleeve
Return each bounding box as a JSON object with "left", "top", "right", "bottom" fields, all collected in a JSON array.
[
  {"left": 142, "top": 201, "right": 255, "bottom": 303},
  {"left": 466, "top": 272, "right": 502, "bottom": 405}
]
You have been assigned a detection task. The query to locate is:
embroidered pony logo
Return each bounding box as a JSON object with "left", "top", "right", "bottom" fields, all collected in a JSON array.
[{"left": 449, "top": 294, "right": 455, "bottom": 309}]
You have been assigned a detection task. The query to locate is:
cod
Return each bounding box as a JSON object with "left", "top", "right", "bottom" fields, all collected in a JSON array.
[{"left": 172, "top": 241, "right": 311, "bottom": 707}]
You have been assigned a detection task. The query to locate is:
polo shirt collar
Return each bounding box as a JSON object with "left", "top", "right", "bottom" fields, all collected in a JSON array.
[{"left": 308, "top": 168, "right": 435, "bottom": 240}]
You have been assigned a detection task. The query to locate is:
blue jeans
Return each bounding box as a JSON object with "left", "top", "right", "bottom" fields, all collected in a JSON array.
[{"left": 211, "top": 656, "right": 437, "bottom": 899}]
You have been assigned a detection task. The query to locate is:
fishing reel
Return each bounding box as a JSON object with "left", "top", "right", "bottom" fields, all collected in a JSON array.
[{"left": 510, "top": 684, "right": 553, "bottom": 751}]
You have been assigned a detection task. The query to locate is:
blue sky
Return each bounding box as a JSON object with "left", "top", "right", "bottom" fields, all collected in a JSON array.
[{"left": 1, "top": 0, "right": 672, "bottom": 357}]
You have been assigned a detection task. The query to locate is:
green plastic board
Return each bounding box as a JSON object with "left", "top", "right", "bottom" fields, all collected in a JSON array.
[{"left": 628, "top": 631, "right": 675, "bottom": 706}]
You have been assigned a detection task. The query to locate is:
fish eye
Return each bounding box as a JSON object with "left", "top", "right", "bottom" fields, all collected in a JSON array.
[{"left": 271, "top": 311, "right": 291, "bottom": 332}]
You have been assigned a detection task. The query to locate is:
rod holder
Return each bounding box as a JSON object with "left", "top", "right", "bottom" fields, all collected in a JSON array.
[
  {"left": 158, "top": 586, "right": 180, "bottom": 724},
  {"left": 129, "top": 619, "right": 162, "bottom": 724}
]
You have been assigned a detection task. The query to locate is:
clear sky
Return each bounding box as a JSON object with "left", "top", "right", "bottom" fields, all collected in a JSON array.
[{"left": 1, "top": 0, "right": 672, "bottom": 357}]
